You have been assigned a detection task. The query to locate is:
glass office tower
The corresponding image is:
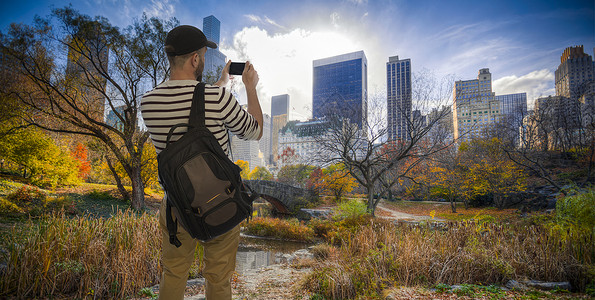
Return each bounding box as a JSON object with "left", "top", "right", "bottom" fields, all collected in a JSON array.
[
  {"left": 312, "top": 51, "right": 368, "bottom": 127},
  {"left": 203, "top": 15, "right": 226, "bottom": 78}
]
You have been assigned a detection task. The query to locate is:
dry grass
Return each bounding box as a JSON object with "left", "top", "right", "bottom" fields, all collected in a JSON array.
[
  {"left": 0, "top": 210, "right": 161, "bottom": 298},
  {"left": 301, "top": 219, "right": 594, "bottom": 299}
]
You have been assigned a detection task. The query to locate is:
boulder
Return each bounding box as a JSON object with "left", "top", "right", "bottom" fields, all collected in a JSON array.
[{"left": 524, "top": 280, "right": 572, "bottom": 291}]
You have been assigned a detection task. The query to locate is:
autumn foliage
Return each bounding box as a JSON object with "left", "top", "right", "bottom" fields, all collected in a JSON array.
[{"left": 70, "top": 143, "right": 91, "bottom": 180}]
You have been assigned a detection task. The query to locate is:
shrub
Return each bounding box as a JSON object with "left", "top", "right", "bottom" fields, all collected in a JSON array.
[
  {"left": 555, "top": 188, "right": 595, "bottom": 229},
  {"left": 309, "top": 214, "right": 373, "bottom": 245},
  {"left": 332, "top": 198, "right": 367, "bottom": 220},
  {"left": 243, "top": 217, "right": 315, "bottom": 242},
  {"left": 0, "top": 197, "right": 24, "bottom": 214},
  {"left": 5, "top": 186, "right": 47, "bottom": 216}
]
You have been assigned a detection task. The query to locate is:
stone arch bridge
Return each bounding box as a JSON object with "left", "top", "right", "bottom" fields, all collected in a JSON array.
[{"left": 244, "top": 180, "right": 318, "bottom": 216}]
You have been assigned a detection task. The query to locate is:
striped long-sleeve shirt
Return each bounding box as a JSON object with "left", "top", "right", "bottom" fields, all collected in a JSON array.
[{"left": 141, "top": 80, "right": 261, "bottom": 155}]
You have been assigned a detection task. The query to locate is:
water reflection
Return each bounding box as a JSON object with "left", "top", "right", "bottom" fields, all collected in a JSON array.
[{"left": 235, "top": 234, "right": 312, "bottom": 274}]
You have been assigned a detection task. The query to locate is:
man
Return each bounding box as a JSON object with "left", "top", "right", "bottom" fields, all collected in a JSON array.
[{"left": 141, "top": 25, "right": 263, "bottom": 299}]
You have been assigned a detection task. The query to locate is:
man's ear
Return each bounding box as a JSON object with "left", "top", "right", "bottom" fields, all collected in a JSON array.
[{"left": 191, "top": 52, "right": 200, "bottom": 68}]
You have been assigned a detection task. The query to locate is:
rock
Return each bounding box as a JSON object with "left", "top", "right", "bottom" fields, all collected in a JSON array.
[
  {"left": 299, "top": 208, "right": 332, "bottom": 220},
  {"left": 186, "top": 278, "right": 205, "bottom": 288},
  {"left": 293, "top": 249, "right": 314, "bottom": 260},
  {"left": 546, "top": 199, "right": 557, "bottom": 210},
  {"left": 506, "top": 280, "right": 529, "bottom": 291},
  {"left": 524, "top": 280, "right": 571, "bottom": 291}
]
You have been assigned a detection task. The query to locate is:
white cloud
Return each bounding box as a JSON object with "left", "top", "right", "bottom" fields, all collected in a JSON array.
[
  {"left": 244, "top": 15, "right": 287, "bottom": 30},
  {"left": 221, "top": 27, "right": 368, "bottom": 121},
  {"left": 330, "top": 12, "right": 341, "bottom": 28},
  {"left": 493, "top": 69, "right": 555, "bottom": 109},
  {"left": 143, "top": 0, "right": 176, "bottom": 19},
  {"left": 245, "top": 14, "right": 261, "bottom": 23}
]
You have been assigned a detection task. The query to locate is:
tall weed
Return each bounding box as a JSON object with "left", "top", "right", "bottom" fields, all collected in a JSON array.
[
  {"left": 0, "top": 210, "right": 161, "bottom": 298},
  {"left": 301, "top": 219, "right": 594, "bottom": 299}
]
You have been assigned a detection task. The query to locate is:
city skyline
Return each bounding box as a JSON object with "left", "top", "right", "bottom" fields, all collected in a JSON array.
[{"left": 1, "top": 0, "right": 593, "bottom": 121}]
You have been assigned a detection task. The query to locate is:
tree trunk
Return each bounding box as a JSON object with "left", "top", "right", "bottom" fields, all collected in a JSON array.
[
  {"left": 367, "top": 185, "right": 375, "bottom": 216},
  {"left": 450, "top": 197, "right": 457, "bottom": 213},
  {"left": 130, "top": 167, "right": 145, "bottom": 210},
  {"left": 106, "top": 157, "right": 130, "bottom": 201}
]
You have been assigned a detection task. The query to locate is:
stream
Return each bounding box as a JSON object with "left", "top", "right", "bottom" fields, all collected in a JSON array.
[{"left": 235, "top": 234, "right": 313, "bottom": 274}]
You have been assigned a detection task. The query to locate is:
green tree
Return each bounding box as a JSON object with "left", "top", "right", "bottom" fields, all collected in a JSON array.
[
  {"left": 0, "top": 8, "right": 177, "bottom": 208},
  {"left": 248, "top": 166, "right": 273, "bottom": 180},
  {"left": 277, "top": 164, "right": 315, "bottom": 188},
  {"left": 0, "top": 126, "right": 80, "bottom": 187}
]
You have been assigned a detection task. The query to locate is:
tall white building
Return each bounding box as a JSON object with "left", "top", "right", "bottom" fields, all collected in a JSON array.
[
  {"left": 230, "top": 106, "right": 267, "bottom": 170},
  {"left": 259, "top": 113, "right": 272, "bottom": 166},
  {"left": 452, "top": 68, "right": 502, "bottom": 140}
]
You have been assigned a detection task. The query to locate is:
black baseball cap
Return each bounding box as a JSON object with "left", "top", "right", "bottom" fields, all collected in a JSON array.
[{"left": 165, "top": 25, "right": 217, "bottom": 56}]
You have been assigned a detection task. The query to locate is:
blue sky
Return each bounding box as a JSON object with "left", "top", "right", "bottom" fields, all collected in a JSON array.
[{"left": 1, "top": 0, "right": 593, "bottom": 119}]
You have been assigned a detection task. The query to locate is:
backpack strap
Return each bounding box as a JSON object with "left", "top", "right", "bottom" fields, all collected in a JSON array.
[
  {"left": 189, "top": 82, "right": 207, "bottom": 128},
  {"left": 166, "top": 197, "right": 182, "bottom": 247},
  {"left": 165, "top": 82, "right": 205, "bottom": 248}
]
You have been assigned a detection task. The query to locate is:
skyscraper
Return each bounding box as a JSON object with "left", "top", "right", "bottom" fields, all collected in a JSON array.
[
  {"left": 555, "top": 45, "right": 594, "bottom": 100},
  {"left": 271, "top": 94, "right": 290, "bottom": 164},
  {"left": 259, "top": 113, "right": 272, "bottom": 165},
  {"left": 452, "top": 68, "right": 501, "bottom": 140},
  {"left": 386, "top": 56, "right": 411, "bottom": 141},
  {"left": 312, "top": 51, "right": 368, "bottom": 127},
  {"left": 230, "top": 105, "right": 266, "bottom": 170},
  {"left": 203, "top": 15, "right": 220, "bottom": 45},
  {"left": 202, "top": 15, "right": 226, "bottom": 79}
]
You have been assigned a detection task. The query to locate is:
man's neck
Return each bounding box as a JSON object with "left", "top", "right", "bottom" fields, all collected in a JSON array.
[{"left": 169, "top": 73, "right": 196, "bottom": 81}]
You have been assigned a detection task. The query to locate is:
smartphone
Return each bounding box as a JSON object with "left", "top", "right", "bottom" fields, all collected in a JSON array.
[{"left": 229, "top": 62, "right": 246, "bottom": 75}]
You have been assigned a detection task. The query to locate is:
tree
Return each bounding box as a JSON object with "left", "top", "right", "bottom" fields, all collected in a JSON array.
[
  {"left": 0, "top": 126, "right": 81, "bottom": 187},
  {"left": 316, "top": 163, "right": 357, "bottom": 202},
  {"left": 314, "top": 71, "right": 456, "bottom": 215},
  {"left": 248, "top": 166, "right": 273, "bottom": 180},
  {"left": 235, "top": 160, "right": 250, "bottom": 180},
  {"left": 70, "top": 143, "right": 91, "bottom": 180},
  {"left": 501, "top": 96, "right": 594, "bottom": 190},
  {"left": 459, "top": 137, "right": 527, "bottom": 208},
  {"left": 0, "top": 8, "right": 177, "bottom": 208},
  {"left": 277, "top": 164, "right": 315, "bottom": 188}
]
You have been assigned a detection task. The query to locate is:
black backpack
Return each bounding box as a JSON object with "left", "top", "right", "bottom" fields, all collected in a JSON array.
[{"left": 157, "top": 82, "right": 258, "bottom": 246}]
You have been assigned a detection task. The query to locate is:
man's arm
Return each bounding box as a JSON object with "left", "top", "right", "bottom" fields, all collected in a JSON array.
[
  {"left": 242, "top": 61, "right": 263, "bottom": 140},
  {"left": 214, "top": 60, "right": 231, "bottom": 87}
]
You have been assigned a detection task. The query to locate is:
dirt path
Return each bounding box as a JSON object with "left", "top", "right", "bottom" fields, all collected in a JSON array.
[{"left": 375, "top": 201, "right": 445, "bottom": 222}]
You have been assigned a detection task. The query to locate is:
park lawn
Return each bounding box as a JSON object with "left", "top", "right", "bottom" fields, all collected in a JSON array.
[
  {"left": 382, "top": 200, "right": 521, "bottom": 222},
  {"left": 0, "top": 176, "right": 163, "bottom": 225}
]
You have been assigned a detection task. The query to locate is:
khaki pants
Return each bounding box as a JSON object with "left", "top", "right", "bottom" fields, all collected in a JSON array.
[{"left": 158, "top": 199, "right": 240, "bottom": 300}]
